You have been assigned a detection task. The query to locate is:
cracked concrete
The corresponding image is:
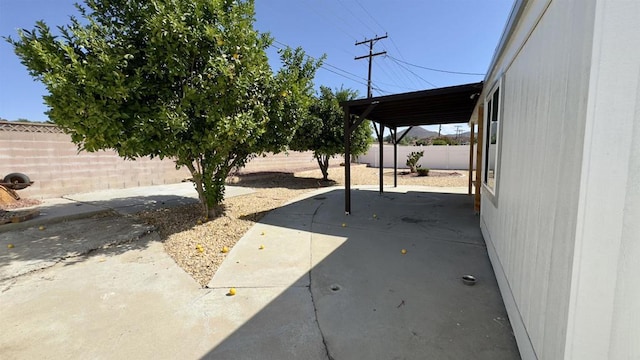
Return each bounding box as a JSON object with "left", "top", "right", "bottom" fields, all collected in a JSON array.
[
  {"left": 0, "top": 185, "right": 520, "bottom": 359},
  {"left": 309, "top": 266, "right": 335, "bottom": 360},
  {"left": 0, "top": 214, "right": 154, "bottom": 281}
]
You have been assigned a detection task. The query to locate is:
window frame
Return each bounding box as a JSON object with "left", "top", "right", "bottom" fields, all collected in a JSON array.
[{"left": 482, "top": 78, "right": 503, "bottom": 201}]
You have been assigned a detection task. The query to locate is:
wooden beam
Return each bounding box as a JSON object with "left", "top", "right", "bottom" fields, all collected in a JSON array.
[
  {"left": 349, "top": 102, "right": 378, "bottom": 133},
  {"left": 395, "top": 126, "right": 413, "bottom": 144},
  {"left": 379, "top": 123, "right": 384, "bottom": 194},
  {"left": 474, "top": 105, "right": 484, "bottom": 213},
  {"left": 392, "top": 128, "right": 398, "bottom": 187},
  {"left": 344, "top": 102, "right": 377, "bottom": 215},
  {"left": 468, "top": 123, "right": 475, "bottom": 195},
  {"left": 344, "top": 106, "right": 352, "bottom": 214}
]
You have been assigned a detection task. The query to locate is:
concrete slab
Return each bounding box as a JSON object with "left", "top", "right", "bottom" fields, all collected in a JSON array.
[
  {"left": 194, "top": 287, "right": 328, "bottom": 360},
  {"left": 207, "top": 186, "right": 520, "bottom": 359},
  {"left": 0, "top": 237, "right": 219, "bottom": 359},
  {"left": 0, "top": 185, "right": 520, "bottom": 359},
  {"left": 64, "top": 183, "right": 255, "bottom": 215},
  {"left": 310, "top": 187, "right": 483, "bottom": 246},
  {"left": 0, "top": 214, "right": 154, "bottom": 280},
  {"left": 310, "top": 224, "right": 515, "bottom": 360},
  {"left": 0, "top": 198, "right": 110, "bottom": 233},
  {"left": 0, "top": 184, "right": 255, "bottom": 232},
  {"left": 207, "top": 217, "right": 314, "bottom": 288}
]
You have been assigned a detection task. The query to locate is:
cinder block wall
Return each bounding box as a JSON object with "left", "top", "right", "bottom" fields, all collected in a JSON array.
[
  {"left": 0, "top": 122, "right": 191, "bottom": 199},
  {"left": 1, "top": 121, "right": 341, "bottom": 199}
]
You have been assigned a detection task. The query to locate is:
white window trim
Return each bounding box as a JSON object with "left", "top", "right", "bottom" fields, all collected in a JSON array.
[{"left": 482, "top": 77, "right": 503, "bottom": 204}]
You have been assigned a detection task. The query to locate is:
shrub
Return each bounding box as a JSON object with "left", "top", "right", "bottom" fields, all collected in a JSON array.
[
  {"left": 431, "top": 139, "right": 448, "bottom": 146},
  {"left": 406, "top": 151, "right": 424, "bottom": 173},
  {"left": 417, "top": 168, "right": 430, "bottom": 176}
]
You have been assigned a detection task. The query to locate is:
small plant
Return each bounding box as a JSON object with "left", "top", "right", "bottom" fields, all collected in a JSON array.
[
  {"left": 417, "top": 168, "right": 430, "bottom": 176},
  {"left": 406, "top": 151, "right": 424, "bottom": 173}
]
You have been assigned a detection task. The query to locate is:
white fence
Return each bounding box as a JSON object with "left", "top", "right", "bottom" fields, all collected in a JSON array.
[{"left": 357, "top": 144, "right": 476, "bottom": 170}]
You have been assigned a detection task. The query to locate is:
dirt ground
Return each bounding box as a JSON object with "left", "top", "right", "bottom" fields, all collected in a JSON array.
[{"left": 138, "top": 165, "right": 474, "bottom": 286}]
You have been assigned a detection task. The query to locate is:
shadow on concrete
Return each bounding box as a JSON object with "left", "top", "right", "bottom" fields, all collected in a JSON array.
[
  {"left": 68, "top": 194, "right": 200, "bottom": 215},
  {"left": 0, "top": 212, "right": 158, "bottom": 281},
  {"left": 229, "top": 171, "right": 337, "bottom": 190},
  {"left": 0, "top": 181, "right": 261, "bottom": 281},
  {"left": 201, "top": 188, "right": 520, "bottom": 359},
  {"left": 0, "top": 189, "right": 205, "bottom": 280}
]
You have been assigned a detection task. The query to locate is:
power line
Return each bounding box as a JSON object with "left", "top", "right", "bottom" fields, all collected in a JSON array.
[
  {"left": 373, "top": 59, "right": 420, "bottom": 92},
  {"left": 300, "top": 0, "right": 360, "bottom": 41},
  {"left": 387, "top": 55, "right": 485, "bottom": 76},
  {"left": 382, "top": 54, "right": 422, "bottom": 89},
  {"left": 387, "top": 55, "right": 437, "bottom": 88},
  {"left": 388, "top": 37, "right": 408, "bottom": 61},
  {"left": 319, "top": 66, "right": 368, "bottom": 87},
  {"left": 353, "top": 0, "right": 387, "bottom": 34},
  {"left": 378, "top": 43, "right": 420, "bottom": 89},
  {"left": 347, "top": 0, "right": 414, "bottom": 81},
  {"left": 335, "top": 0, "right": 379, "bottom": 36},
  {"left": 319, "top": 0, "right": 367, "bottom": 39},
  {"left": 272, "top": 40, "right": 366, "bottom": 82},
  {"left": 271, "top": 41, "right": 385, "bottom": 93}
]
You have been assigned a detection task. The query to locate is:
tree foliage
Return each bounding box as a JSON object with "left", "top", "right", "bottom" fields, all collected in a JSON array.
[
  {"left": 290, "top": 86, "right": 371, "bottom": 180},
  {"left": 7, "top": 0, "right": 321, "bottom": 218}
]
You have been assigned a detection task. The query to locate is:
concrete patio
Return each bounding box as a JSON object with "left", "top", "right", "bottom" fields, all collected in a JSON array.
[{"left": 0, "top": 185, "right": 520, "bottom": 359}]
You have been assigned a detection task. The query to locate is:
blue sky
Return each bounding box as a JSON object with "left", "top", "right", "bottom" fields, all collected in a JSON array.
[{"left": 0, "top": 0, "right": 513, "bottom": 134}]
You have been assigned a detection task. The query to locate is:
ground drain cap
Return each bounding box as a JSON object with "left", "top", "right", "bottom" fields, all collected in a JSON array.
[{"left": 461, "top": 275, "right": 477, "bottom": 286}]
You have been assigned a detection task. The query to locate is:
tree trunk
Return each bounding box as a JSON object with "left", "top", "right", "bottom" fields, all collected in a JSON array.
[
  {"left": 316, "top": 154, "right": 329, "bottom": 181},
  {"left": 185, "top": 162, "right": 215, "bottom": 220}
]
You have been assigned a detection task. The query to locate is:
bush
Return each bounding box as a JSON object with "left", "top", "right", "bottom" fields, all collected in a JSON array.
[
  {"left": 431, "top": 139, "right": 448, "bottom": 146},
  {"left": 406, "top": 151, "right": 424, "bottom": 173},
  {"left": 417, "top": 168, "right": 430, "bottom": 176}
]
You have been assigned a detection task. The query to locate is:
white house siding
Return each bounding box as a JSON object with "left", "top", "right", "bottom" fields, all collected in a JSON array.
[
  {"left": 479, "top": 1, "right": 596, "bottom": 359},
  {"left": 565, "top": 1, "right": 640, "bottom": 359}
]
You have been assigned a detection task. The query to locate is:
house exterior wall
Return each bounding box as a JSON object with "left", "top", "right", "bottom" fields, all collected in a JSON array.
[
  {"left": 565, "top": 1, "right": 640, "bottom": 359},
  {"left": 479, "top": 0, "right": 596, "bottom": 359}
]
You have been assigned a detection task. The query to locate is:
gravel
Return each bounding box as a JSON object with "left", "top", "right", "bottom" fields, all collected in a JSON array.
[{"left": 136, "top": 165, "right": 473, "bottom": 287}]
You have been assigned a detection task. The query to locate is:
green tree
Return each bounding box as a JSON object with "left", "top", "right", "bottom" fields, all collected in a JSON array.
[
  {"left": 290, "top": 86, "right": 371, "bottom": 181},
  {"left": 7, "top": 0, "right": 321, "bottom": 219}
]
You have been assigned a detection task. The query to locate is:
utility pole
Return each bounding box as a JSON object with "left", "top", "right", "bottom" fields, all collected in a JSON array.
[
  {"left": 355, "top": 34, "right": 387, "bottom": 98},
  {"left": 455, "top": 125, "right": 463, "bottom": 140}
]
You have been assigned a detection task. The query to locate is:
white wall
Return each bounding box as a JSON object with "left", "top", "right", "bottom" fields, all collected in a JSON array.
[
  {"left": 357, "top": 144, "right": 475, "bottom": 170},
  {"left": 480, "top": 0, "right": 596, "bottom": 359},
  {"left": 565, "top": 1, "right": 640, "bottom": 359}
]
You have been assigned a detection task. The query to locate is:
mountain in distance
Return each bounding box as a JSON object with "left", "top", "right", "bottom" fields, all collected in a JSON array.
[
  {"left": 444, "top": 131, "right": 472, "bottom": 139},
  {"left": 383, "top": 126, "right": 475, "bottom": 144},
  {"left": 396, "top": 126, "right": 439, "bottom": 140}
]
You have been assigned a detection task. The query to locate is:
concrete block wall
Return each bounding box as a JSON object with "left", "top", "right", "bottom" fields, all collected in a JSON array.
[
  {"left": 1, "top": 122, "right": 341, "bottom": 199},
  {"left": 1, "top": 123, "right": 191, "bottom": 199}
]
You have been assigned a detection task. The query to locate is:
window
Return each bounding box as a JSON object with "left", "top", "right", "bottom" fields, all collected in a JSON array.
[{"left": 483, "top": 83, "right": 501, "bottom": 193}]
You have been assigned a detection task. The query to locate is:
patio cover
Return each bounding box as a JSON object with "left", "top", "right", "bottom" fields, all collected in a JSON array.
[{"left": 341, "top": 82, "right": 483, "bottom": 214}]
